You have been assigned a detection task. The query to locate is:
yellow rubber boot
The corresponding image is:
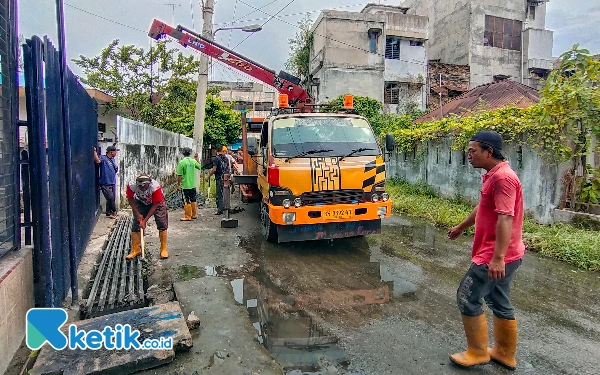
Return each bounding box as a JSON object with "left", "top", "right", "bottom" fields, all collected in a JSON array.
[
  {"left": 488, "top": 316, "right": 518, "bottom": 370},
  {"left": 180, "top": 204, "right": 192, "bottom": 221},
  {"left": 126, "top": 232, "right": 142, "bottom": 259},
  {"left": 191, "top": 202, "right": 198, "bottom": 219},
  {"left": 159, "top": 230, "right": 168, "bottom": 259},
  {"left": 450, "top": 314, "right": 491, "bottom": 367}
]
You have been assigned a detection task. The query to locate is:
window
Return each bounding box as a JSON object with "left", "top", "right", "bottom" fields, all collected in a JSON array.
[
  {"left": 484, "top": 15, "right": 522, "bottom": 51},
  {"left": 409, "top": 40, "right": 423, "bottom": 47},
  {"left": 529, "top": 5, "right": 536, "bottom": 20},
  {"left": 98, "top": 122, "right": 107, "bottom": 132},
  {"left": 385, "top": 37, "right": 400, "bottom": 60},
  {"left": 384, "top": 82, "right": 400, "bottom": 104}
]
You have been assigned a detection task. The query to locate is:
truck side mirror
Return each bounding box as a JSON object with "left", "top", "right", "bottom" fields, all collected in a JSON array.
[
  {"left": 385, "top": 133, "right": 395, "bottom": 152},
  {"left": 247, "top": 143, "right": 257, "bottom": 156}
]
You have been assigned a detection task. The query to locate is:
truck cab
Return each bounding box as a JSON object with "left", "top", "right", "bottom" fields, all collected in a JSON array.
[{"left": 252, "top": 111, "right": 393, "bottom": 242}]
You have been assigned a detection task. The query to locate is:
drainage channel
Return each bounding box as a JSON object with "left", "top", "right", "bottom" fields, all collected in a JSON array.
[
  {"left": 188, "top": 264, "right": 365, "bottom": 375},
  {"left": 81, "top": 214, "right": 146, "bottom": 319}
]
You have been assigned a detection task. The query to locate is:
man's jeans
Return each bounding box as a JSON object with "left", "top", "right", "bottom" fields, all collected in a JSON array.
[
  {"left": 457, "top": 259, "right": 522, "bottom": 320},
  {"left": 100, "top": 184, "right": 117, "bottom": 216},
  {"left": 215, "top": 179, "right": 224, "bottom": 213}
]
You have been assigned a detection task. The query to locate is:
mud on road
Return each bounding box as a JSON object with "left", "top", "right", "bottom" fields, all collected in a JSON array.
[{"left": 160, "top": 201, "right": 600, "bottom": 375}]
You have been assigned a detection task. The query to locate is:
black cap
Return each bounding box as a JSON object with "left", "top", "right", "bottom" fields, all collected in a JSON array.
[
  {"left": 470, "top": 131, "right": 505, "bottom": 159},
  {"left": 106, "top": 146, "right": 119, "bottom": 152},
  {"left": 471, "top": 131, "right": 503, "bottom": 150}
]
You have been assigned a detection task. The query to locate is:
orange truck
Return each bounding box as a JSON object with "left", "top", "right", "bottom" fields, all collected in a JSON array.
[
  {"left": 149, "top": 20, "right": 395, "bottom": 242},
  {"left": 240, "top": 101, "right": 395, "bottom": 243}
]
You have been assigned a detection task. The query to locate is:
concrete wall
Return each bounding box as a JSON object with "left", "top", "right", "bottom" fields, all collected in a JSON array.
[
  {"left": 387, "top": 138, "right": 569, "bottom": 224},
  {"left": 0, "top": 248, "right": 34, "bottom": 375},
  {"left": 115, "top": 117, "right": 195, "bottom": 207},
  {"left": 407, "top": 0, "right": 554, "bottom": 89},
  {"left": 469, "top": 1, "right": 525, "bottom": 87}
]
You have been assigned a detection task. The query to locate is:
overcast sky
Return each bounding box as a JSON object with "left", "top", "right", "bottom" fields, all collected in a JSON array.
[{"left": 18, "top": 0, "right": 600, "bottom": 83}]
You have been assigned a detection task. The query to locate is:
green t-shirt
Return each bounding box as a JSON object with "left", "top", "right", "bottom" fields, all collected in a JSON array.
[{"left": 176, "top": 157, "right": 201, "bottom": 189}]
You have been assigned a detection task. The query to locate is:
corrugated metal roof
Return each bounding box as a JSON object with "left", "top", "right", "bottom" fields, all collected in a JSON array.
[{"left": 415, "top": 80, "right": 540, "bottom": 123}]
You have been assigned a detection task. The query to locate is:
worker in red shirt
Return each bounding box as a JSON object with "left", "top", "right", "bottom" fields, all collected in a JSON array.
[
  {"left": 125, "top": 174, "right": 169, "bottom": 259},
  {"left": 447, "top": 131, "right": 524, "bottom": 371}
]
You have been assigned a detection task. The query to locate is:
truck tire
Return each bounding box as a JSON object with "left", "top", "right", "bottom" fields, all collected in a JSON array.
[{"left": 260, "top": 201, "right": 278, "bottom": 242}]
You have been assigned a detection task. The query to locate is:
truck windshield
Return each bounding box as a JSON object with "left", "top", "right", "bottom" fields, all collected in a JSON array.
[{"left": 271, "top": 117, "right": 380, "bottom": 158}]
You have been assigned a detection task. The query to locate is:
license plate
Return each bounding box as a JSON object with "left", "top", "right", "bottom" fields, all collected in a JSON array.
[{"left": 324, "top": 209, "right": 353, "bottom": 219}]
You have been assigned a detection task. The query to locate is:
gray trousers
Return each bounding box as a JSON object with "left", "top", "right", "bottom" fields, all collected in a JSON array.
[
  {"left": 100, "top": 184, "right": 117, "bottom": 215},
  {"left": 457, "top": 259, "right": 522, "bottom": 320},
  {"left": 215, "top": 179, "right": 224, "bottom": 213}
]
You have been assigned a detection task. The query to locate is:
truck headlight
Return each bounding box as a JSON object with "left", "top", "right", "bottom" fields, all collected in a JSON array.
[
  {"left": 382, "top": 193, "right": 389, "bottom": 202},
  {"left": 377, "top": 207, "right": 388, "bottom": 216},
  {"left": 372, "top": 194, "right": 379, "bottom": 203},
  {"left": 283, "top": 199, "right": 291, "bottom": 208},
  {"left": 294, "top": 198, "right": 302, "bottom": 208},
  {"left": 283, "top": 212, "right": 296, "bottom": 223}
]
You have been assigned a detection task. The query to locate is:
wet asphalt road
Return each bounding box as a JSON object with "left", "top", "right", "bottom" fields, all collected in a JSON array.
[{"left": 216, "top": 206, "right": 600, "bottom": 375}]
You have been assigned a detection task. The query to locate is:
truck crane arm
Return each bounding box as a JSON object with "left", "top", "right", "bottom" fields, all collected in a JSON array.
[{"left": 148, "top": 19, "right": 312, "bottom": 108}]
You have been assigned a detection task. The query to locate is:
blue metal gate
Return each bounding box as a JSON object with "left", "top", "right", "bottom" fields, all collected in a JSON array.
[
  {"left": 0, "top": 0, "right": 19, "bottom": 259},
  {"left": 22, "top": 36, "right": 99, "bottom": 307}
]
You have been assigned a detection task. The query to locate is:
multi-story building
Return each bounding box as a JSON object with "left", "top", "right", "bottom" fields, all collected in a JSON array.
[
  {"left": 309, "top": 4, "right": 429, "bottom": 114},
  {"left": 210, "top": 81, "right": 277, "bottom": 118},
  {"left": 404, "top": 0, "right": 554, "bottom": 89}
]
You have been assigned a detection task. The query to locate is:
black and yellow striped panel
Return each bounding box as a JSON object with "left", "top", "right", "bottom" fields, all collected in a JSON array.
[{"left": 362, "top": 157, "right": 385, "bottom": 190}]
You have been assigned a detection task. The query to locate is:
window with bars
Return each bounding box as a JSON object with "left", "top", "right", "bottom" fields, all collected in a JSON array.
[
  {"left": 385, "top": 37, "right": 400, "bottom": 60},
  {"left": 483, "top": 15, "right": 522, "bottom": 51},
  {"left": 384, "top": 82, "right": 399, "bottom": 104}
]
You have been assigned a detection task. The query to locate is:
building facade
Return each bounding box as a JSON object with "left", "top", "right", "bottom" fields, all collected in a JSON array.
[
  {"left": 404, "top": 0, "right": 554, "bottom": 89},
  {"left": 309, "top": 4, "right": 429, "bottom": 114},
  {"left": 210, "top": 81, "right": 277, "bottom": 119}
]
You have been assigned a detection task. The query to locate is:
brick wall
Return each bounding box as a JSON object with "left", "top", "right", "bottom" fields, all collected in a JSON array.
[{"left": 0, "top": 248, "right": 34, "bottom": 374}]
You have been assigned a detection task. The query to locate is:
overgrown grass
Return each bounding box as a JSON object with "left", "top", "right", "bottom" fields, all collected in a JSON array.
[{"left": 387, "top": 178, "right": 600, "bottom": 271}]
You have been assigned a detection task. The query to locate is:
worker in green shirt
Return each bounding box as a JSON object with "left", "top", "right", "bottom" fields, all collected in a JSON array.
[{"left": 176, "top": 147, "right": 202, "bottom": 221}]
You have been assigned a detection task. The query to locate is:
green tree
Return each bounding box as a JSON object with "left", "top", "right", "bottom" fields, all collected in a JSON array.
[
  {"left": 73, "top": 40, "right": 200, "bottom": 126},
  {"left": 285, "top": 15, "right": 313, "bottom": 79},
  {"left": 322, "top": 94, "right": 413, "bottom": 137},
  {"left": 157, "top": 79, "right": 240, "bottom": 147}
]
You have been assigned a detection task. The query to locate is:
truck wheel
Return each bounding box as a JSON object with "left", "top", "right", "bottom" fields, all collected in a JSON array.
[{"left": 260, "top": 201, "right": 278, "bottom": 242}]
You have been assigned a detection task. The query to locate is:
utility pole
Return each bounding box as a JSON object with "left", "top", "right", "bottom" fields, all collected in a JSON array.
[{"left": 193, "top": 0, "right": 214, "bottom": 162}]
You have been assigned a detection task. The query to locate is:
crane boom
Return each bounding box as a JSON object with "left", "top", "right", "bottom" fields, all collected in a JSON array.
[{"left": 148, "top": 19, "right": 312, "bottom": 107}]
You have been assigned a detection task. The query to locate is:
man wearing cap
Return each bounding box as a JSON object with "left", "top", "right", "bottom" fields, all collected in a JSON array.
[
  {"left": 176, "top": 148, "right": 202, "bottom": 221},
  {"left": 447, "top": 131, "right": 524, "bottom": 370},
  {"left": 93, "top": 146, "right": 119, "bottom": 219},
  {"left": 206, "top": 145, "right": 229, "bottom": 215},
  {"left": 125, "top": 174, "right": 169, "bottom": 259}
]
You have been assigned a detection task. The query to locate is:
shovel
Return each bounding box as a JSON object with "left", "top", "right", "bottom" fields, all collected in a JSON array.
[{"left": 139, "top": 219, "right": 147, "bottom": 262}]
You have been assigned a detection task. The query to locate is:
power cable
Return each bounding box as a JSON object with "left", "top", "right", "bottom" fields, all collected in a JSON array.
[
  {"left": 64, "top": 2, "right": 494, "bottom": 79},
  {"left": 213, "top": 1, "right": 395, "bottom": 26},
  {"left": 232, "top": 0, "right": 298, "bottom": 50},
  {"left": 216, "top": 0, "right": 281, "bottom": 28},
  {"left": 237, "top": 0, "right": 429, "bottom": 66},
  {"left": 64, "top": 3, "right": 147, "bottom": 33},
  {"left": 227, "top": 0, "right": 240, "bottom": 48}
]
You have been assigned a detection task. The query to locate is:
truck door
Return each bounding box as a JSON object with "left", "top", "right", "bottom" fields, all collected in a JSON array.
[{"left": 257, "top": 120, "right": 269, "bottom": 199}]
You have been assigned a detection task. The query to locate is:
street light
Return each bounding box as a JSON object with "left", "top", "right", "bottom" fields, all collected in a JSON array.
[{"left": 213, "top": 24, "right": 263, "bottom": 35}]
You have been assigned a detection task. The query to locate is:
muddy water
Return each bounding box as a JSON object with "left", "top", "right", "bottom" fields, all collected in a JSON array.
[{"left": 217, "top": 215, "right": 600, "bottom": 374}]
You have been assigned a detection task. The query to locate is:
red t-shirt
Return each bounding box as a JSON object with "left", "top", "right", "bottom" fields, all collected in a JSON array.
[
  {"left": 472, "top": 161, "right": 526, "bottom": 265},
  {"left": 126, "top": 180, "right": 164, "bottom": 205}
]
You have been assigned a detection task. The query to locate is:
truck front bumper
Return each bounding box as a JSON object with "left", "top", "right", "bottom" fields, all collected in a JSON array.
[{"left": 269, "top": 200, "right": 392, "bottom": 226}]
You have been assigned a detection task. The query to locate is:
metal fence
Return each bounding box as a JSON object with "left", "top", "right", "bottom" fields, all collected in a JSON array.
[
  {"left": 23, "top": 35, "right": 99, "bottom": 307},
  {"left": 0, "top": 0, "right": 19, "bottom": 259}
]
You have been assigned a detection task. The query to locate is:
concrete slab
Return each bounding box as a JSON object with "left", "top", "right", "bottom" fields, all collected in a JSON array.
[
  {"left": 140, "top": 277, "right": 282, "bottom": 374},
  {"left": 30, "top": 302, "right": 192, "bottom": 375}
]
